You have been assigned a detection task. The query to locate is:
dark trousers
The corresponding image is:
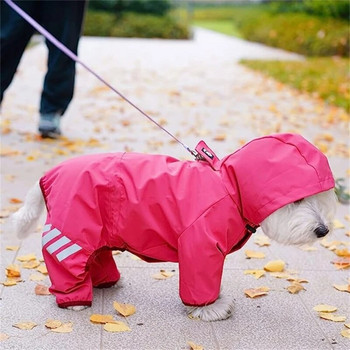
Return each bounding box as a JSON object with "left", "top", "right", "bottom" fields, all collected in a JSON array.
[{"left": 0, "top": 0, "right": 86, "bottom": 115}]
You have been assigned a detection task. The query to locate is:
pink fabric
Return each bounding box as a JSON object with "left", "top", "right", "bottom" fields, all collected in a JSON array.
[{"left": 40, "top": 133, "right": 334, "bottom": 307}]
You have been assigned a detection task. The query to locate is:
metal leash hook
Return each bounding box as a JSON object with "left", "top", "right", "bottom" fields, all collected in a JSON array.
[{"left": 3, "top": 0, "right": 199, "bottom": 159}]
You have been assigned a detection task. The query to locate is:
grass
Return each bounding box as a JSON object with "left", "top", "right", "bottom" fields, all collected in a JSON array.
[
  {"left": 240, "top": 58, "right": 350, "bottom": 112},
  {"left": 193, "top": 20, "right": 242, "bottom": 37}
]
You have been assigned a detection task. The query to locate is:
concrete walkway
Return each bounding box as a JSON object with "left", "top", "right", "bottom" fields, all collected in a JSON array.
[{"left": 1, "top": 28, "right": 349, "bottom": 350}]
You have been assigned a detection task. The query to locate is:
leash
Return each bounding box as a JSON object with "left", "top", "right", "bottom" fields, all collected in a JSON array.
[{"left": 4, "top": 0, "right": 200, "bottom": 159}]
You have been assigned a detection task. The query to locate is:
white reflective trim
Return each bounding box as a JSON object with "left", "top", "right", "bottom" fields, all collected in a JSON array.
[
  {"left": 56, "top": 244, "right": 82, "bottom": 262},
  {"left": 43, "top": 224, "right": 52, "bottom": 233},
  {"left": 42, "top": 228, "right": 61, "bottom": 246},
  {"left": 46, "top": 236, "right": 71, "bottom": 254}
]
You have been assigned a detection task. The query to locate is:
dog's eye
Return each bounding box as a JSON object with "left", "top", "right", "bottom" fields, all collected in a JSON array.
[{"left": 294, "top": 199, "right": 304, "bottom": 205}]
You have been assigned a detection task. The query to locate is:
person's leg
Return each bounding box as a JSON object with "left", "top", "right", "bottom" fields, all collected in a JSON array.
[
  {"left": 0, "top": 1, "right": 36, "bottom": 102},
  {"left": 38, "top": 0, "right": 86, "bottom": 137}
]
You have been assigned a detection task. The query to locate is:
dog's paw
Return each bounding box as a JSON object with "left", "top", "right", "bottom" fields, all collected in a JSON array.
[
  {"left": 66, "top": 305, "right": 89, "bottom": 311},
  {"left": 186, "top": 295, "right": 234, "bottom": 322}
]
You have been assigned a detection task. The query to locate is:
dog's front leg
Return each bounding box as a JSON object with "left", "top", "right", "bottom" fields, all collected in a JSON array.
[{"left": 186, "top": 294, "right": 234, "bottom": 321}]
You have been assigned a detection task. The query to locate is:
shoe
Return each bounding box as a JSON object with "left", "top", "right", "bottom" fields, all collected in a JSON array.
[{"left": 38, "top": 113, "right": 61, "bottom": 138}]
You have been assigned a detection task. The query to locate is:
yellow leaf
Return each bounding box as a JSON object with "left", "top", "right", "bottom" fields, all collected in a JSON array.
[
  {"left": 318, "top": 313, "right": 346, "bottom": 322},
  {"left": 113, "top": 302, "right": 136, "bottom": 317},
  {"left": 245, "top": 250, "right": 266, "bottom": 259},
  {"left": 254, "top": 235, "right": 270, "bottom": 247},
  {"left": 22, "top": 260, "right": 40, "bottom": 269},
  {"left": 0, "top": 333, "right": 10, "bottom": 341},
  {"left": 286, "top": 277, "right": 308, "bottom": 284},
  {"left": 213, "top": 134, "right": 226, "bottom": 141},
  {"left": 6, "top": 264, "right": 20, "bottom": 278},
  {"left": 2, "top": 279, "right": 18, "bottom": 286},
  {"left": 37, "top": 264, "right": 48, "bottom": 275},
  {"left": 6, "top": 245, "right": 19, "bottom": 251},
  {"left": 90, "top": 314, "right": 115, "bottom": 324},
  {"left": 50, "top": 322, "right": 73, "bottom": 333},
  {"left": 103, "top": 321, "right": 130, "bottom": 333},
  {"left": 335, "top": 248, "right": 350, "bottom": 257},
  {"left": 45, "top": 320, "right": 62, "bottom": 329},
  {"left": 270, "top": 272, "right": 291, "bottom": 279},
  {"left": 287, "top": 282, "right": 305, "bottom": 294},
  {"left": 29, "top": 273, "right": 46, "bottom": 281},
  {"left": 313, "top": 304, "right": 337, "bottom": 313},
  {"left": 152, "top": 270, "right": 175, "bottom": 280},
  {"left": 188, "top": 341, "right": 204, "bottom": 350},
  {"left": 333, "top": 284, "right": 350, "bottom": 293},
  {"left": 345, "top": 323, "right": 350, "bottom": 329},
  {"left": 299, "top": 245, "right": 318, "bottom": 251},
  {"left": 333, "top": 219, "right": 345, "bottom": 229},
  {"left": 244, "top": 269, "right": 265, "bottom": 279},
  {"left": 13, "top": 322, "right": 37, "bottom": 330},
  {"left": 244, "top": 286, "right": 270, "bottom": 298},
  {"left": 17, "top": 253, "right": 37, "bottom": 262},
  {"left": 341, "top": 328, "right": 350, "bottom": 338},
  {"left": 264, "top": 260, "right": 285, "bottom": 272}
]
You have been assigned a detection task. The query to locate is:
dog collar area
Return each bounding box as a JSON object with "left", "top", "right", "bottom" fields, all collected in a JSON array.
[{"left": 194, "top": 140, "right": 220, "bottom": 170}]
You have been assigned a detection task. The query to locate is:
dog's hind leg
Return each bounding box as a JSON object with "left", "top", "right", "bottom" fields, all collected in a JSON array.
[{"left": 90, "top": 249, "right": 121, "bottom": 288}]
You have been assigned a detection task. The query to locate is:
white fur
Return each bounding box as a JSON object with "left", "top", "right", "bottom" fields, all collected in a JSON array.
[
  {"left": 260, "top": 189, "right": 337, "bottom": 246},
  {"left": 12, "top": 183, "right": 337, "bottom": 321}
]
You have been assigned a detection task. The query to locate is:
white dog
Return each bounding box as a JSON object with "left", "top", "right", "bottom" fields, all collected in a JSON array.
[{"left": 12, "top": 134, "right": 337, "bottom": 321}]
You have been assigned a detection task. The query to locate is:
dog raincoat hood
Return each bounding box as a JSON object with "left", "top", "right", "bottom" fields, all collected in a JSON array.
[{"left": 39, "top": 133, "right": 334, "bottom": 308}]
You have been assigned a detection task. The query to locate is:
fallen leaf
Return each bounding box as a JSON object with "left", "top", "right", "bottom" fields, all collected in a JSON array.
[
  {"left": 333, "top": 219, "right": 345, "bottom": 229},
  {"left": 29, "top": 273, "right": 46, "bottom": 281},
  {"left": 335, "top": 248, "right": 350, "bottom": 257},
  {"left": 341, "top": 328, "right": 350, "bottom": 338},
  {"left": 152, "top": 270, "right": 175, "bottom": 280},
  {"left": 22, "top": 260, "right": 40, "bottom": 269},
  {"left": 244, "top": 269, "right": 265, "bottom": 279},
  {"left": 318, "top": 313, "right": 346, "bottom": 322},
  {"left": 103, "top": 321, "right": 130, "bottom": 332},
  {"left": 17, "top": 253, "right": 37, "bottom": 262},
  {"left": 90, "top": 314, "right": 115, "bottom": 324},
  {"left": 113, "top": 302, "right": 136, "bottom": 317},
  {"left": 287, "top": 282, "right": 305, "bottom": 294},
  {"left": 270, "top": 272, "right": 291, "bottom": 279},
  {"left": 35, "top": 284, "right": 51, "bottom": 295},
  {"left": 313, "top": 304, "right": 337, "bottom": 313},
  {"left": 264, "top": 260, "right": 285, "bottom": 272},
  {"left": 13, "top": 322, "right": 37, "bottom": 330},
  {"left": 286, "top": 277, "right": 308, "bottom": 284},
  {"left": 37, "top": 264, "right": 48, "bottom": 275},
  {"left": 188, "top": 341, "right": 204, "bottom": 350},
  {"left": 213, "top": 133, "right": 226, "bottom": 141},
  {"left": 45, "top": 319, "right": 62, "bottom": 329},
  {"left": 244, "top": 286, "right": 270, "bottom": 298},
  {"left": 9, "top": 198, "right": 22, "bottom": 204},
  {"left": 299, "top": 245, "right": 318, "bottom": 251},
  {"left": 0, "top": 333, "right": 9, "bottom": 341},
  {"left": 50, "top": 322, "right": 73, "bottom": 333},
  {"left": 6, "top": 246, "right": 19, "bottom": 251},
  {"left": 333, "top": 284, "right": 350, "bottom": 293},
  {"left": 345, "top": 323, "right": 350, "bottom": 329},
  {"left": 332, "top": 258, "right": 350, "bottom": 270},
  {"left": 245, "top": 250, "right": 266, "bottom": 259},
  {"left": 0, "top": 210, "right": 11, "bottom": 218},
  {"left": 6, "top": 264, "right": 21, "bottom": 278},
  {"left": 254, "top": 235, "right": 270, "bottom": 247}
]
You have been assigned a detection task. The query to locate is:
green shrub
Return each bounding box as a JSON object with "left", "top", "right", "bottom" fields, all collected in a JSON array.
[
  {"left": 110, "top": 13, "right": 190, "bottom": 39},
  {"left": 83, "top": 10, "right": 190, "bottom": 39}
]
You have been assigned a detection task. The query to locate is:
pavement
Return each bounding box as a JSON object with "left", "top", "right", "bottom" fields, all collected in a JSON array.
[{"left": 0, "top": 28, "right": 349, "bottom": 350}]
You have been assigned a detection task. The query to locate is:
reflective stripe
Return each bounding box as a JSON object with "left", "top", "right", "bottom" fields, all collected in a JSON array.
[
  {"left": 42, "top": 228, "right": 61, "bottom": 246},
  {"left": 46, "top": 236, "right": 71, "bottom": 254},
  {"left": 56, "top": 244, "right": 82, "bottom": 262},
  {"left": 43, "top": 224, "right": 52, "bottom": 233}
]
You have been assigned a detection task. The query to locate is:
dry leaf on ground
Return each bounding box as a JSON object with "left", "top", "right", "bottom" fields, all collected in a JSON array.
[
  {"left": 50, "top": 322, "right": 73, "bottom": 333},
  {"left": 37, "top": 264, "right": 48, "bottom": 275},
  {"left": 331, "top": 258, "right": 350, "bottom": 270},
  {"left": 13, "top": 322, "right": 37, "bottom": 330},
  {"left": 244, "top": 286, "right": 270, "bottom": 298},
  {"left": 22, "top": 260, "right": 40, "bottom": 269},
  {"left": 6, "top": 246, "right": 19, "bottom": 251},
  {"left": 254, "top": 235, "right": 270, "bottom": 247},
  {"left": 188, "top": 341, "right": 204, "bottom": 350},
  {"left": 244, "top": 269, "right": 265, "bottom": 279},
  {"left": 0, "top": 333, "right": 10, "bottom": 341},
  {"left": 287, "top": 282, "right": 305, "bottom": 294},
  {"left": 245, "top": 250, "right": 266, "bottom": 259},
  {"left": 30, "top": 273, "right": 46, "bottom": 281},
  {"left": 270, "top": 272, "right": 291, "bottom": 279},
  {"left": 318, "top": 313, "right": 346, "bottom": 322},
  {"left": 341, "top": 328, "right": 350, "bottom": 338},
  {"left": 313, "top": 304, "right": 337, "bottom": 313},
  {"left": 113, "top": 302, "right": 136, "bottom": 317},
  {"left": 35, "top": 284, "right": 51, "bottom": 295},
  {"left": 333, "top": 284, "right": 350, "bottom": 293},
  {"left": 90, "top": 314, "right": 115, "bottom": 324},
  {"left": 264, "top": 260, "right": 285, "bottom": 272},
  {"left": 103, "top": 321, "right": 130, "bottom": 332},
  {"left": 45, "top": 319, "right": 62, "bottom": 329},
  {"left": 333, "top": 219, "right": 345, "bottom": 229},
  {"left": 17, "top": 254, "right": 37, "bottom": 262},
  {"left": 6, "top": 264, "right": 20, "bottom": 278},
  {"left": 152, "top": 270, "right": 175, "bottom": 280}
]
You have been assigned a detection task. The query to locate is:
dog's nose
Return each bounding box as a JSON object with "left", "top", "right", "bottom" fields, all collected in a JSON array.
[{"left": 314, "top": 225, "right": 329, "bottom": 238}]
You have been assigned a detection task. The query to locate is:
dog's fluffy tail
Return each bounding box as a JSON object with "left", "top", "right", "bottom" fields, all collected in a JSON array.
[{"left": 12, "top": 181, "right": 45, "bottom": 239}]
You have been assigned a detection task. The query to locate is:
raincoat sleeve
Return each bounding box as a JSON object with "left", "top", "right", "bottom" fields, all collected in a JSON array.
[{"left": 177, "top": 202, "right": 228, "bottom": 306}]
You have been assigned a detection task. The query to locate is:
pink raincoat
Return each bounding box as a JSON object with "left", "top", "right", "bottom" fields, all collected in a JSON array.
[{"left": 40, "top": 133, "right": 334, "bottom": 308}]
